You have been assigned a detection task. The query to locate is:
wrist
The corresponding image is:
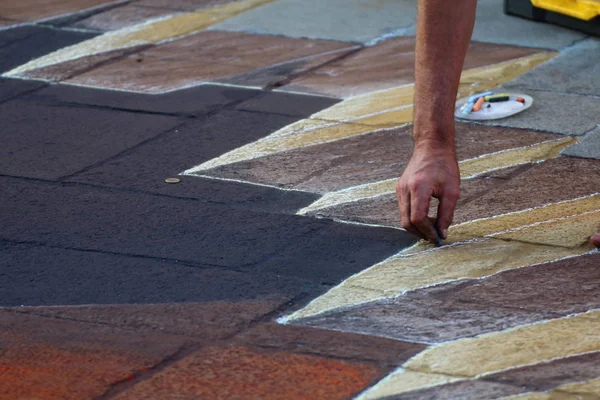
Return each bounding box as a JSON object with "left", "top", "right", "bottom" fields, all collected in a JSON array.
[{"left": 412, "top": 127, "right": 456, "bottom": 155}]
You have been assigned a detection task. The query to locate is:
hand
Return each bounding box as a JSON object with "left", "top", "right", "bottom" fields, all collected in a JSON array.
[
  {"left": 396, "top": 142, "right": 460, "bottom": 243},
  {"left": 591, "top": 233, "right": 600, "bottom": 247}
]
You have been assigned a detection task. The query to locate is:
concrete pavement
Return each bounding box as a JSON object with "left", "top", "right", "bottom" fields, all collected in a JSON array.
[{"left": 1, "top": 0, "right": 599, "bottom": 399}]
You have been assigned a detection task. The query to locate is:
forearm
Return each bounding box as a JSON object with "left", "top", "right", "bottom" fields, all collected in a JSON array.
[{"left": 413, "top": 0, "right": 477, "bottom": 150}]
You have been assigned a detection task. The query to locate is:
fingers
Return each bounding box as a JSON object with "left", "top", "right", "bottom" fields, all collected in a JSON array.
[
  {"left": 410, "top": 185, "right": 440, "bottom": 244},
  {"left": 591, "top": 233, "right": 600, "bottom": 247},
  {"left": 397, "top": 183, "right": 426, "bottom": 240},
  {"left": 435, "top": 189, "right": 459, "bottom": 240}
]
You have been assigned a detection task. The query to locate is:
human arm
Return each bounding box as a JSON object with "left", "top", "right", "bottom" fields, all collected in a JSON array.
[{"left": 396, "top": 0, "right": 477, "bottom": 242}]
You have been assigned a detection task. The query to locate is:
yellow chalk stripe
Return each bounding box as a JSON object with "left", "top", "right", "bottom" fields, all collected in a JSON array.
[
  {"left": 282, "top": 285, "right": 386, "bottom": 323},
  {"left": 353, "top": 106, "right": 414, "bottom": 126},
  {"left": 356, "top": 369, "right": 462, "bottom": 400},
  {"left": 298, "top": 138, "right": 574, "bottom": 215},
  {"left": 297, "top": 179, "right": 396, "bottom": 215},
  {"left": 494, "top": 210, "right": 600, "bottom": 249},
  {"left": 310, "top": 52, "right": 555, "bottom": 124},
  {"left": 286, "top": 238, "right": 584, "bottom": 321},
  {"left": 499, "top": 394, "right": 552, "bottom": 400},
  {"left": 449, "top": 194, "right": 600, "bottom": 244},
  {"left": 4, "top": 0, "right": 276, "bottom": 77},
  {"left": 405, "top": 310, "right": 600, "bottom": 378},
  {"left": 456, "top": 51, "right": 557, "bottom": 98},
  {"left": 267, "top": 118, "right": 336, "bottom": 139},
  {"left": 459, "top": 137, "right": 577, "bottom": 179},
  {"left": 346, "top": 239, "right": 582, "bottom": 294},
  {"left": 185, "top": 122, "right": 376, "bottom": 173},
  {"left": 313, "top": 84, "right": 415, "bottom": 122},
  {"left": 556, "top": 378, "right": 600, "bottom": 397}
]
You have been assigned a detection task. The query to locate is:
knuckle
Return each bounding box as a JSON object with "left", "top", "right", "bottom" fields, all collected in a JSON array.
[
  {"left": 447, "top": 189, "right": 460, "bottom": 199},
  {"left": 408, "top": 180, "right": 421, "bottom": 192},
  {"left": 410, "top": 214, "right": 424, "bottom": 226}
]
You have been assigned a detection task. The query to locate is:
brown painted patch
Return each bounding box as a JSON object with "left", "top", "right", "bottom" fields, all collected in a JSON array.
[
  {"left": 0, "top": 18, "right": 20, "bottom": 27},
  {"left": 217, "top": 48, "right": 359, "bottom": 89},
  {"left": 112, "top": 346, "right": 380, "bottom": 400},
  {"left": 486, "top": 351, "right": 600, "bottom": 392},
  {"left": 235, "top": 322, "right": 426, "bottom": 366},
  {"left": 71, "top": 4, "right": 181, "bottom": 31},
  {"left": 0, "top": 310, "right": 188, "bottom": 400},
  {"left": 281, "top": 39, "right": 542, "bottom": 98},
  {"left": 296, "top": 252, "right": 600, "bottom": 344},
  {"left": 16, "top": 45, "right": 152, "bottom": 82},
  {"left": 136, "top": 0, "right": 240, "bottom": 11},
  {"left": 0, "top": 0, "right": 116, "bottom": 22},
  {"left": 453, "top": 157, "right": 600, "bottom": 224},
  {"left": 12, "top": 300, "right": 288, "bottom": 340},
  {"left": 204, "top": 124, "right": 558, "bottom": 194},
  {"left": 309, "top": 166, "right": 527, "bottom": 227},
  {"left": 66, "top": 30, "right": 355, "bottom": 93}
]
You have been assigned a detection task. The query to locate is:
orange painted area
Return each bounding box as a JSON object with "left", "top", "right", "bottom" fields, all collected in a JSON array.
[
  {"left": 0, "top": 335, "right": 156, "bottom": 400},
  {"left": 113, "top": 346, "right": 381, "bottom": 400}
]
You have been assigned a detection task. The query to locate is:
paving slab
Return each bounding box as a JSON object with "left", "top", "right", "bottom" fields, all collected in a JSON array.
[
  {"left": 11, "top": 301, "right": 293, "bottom": 340},
  {"left": 1, "top": 177, "right": 412, "bottom": 279},
  {"left": 0, "top": 177, "right": 320, "bottom": 267},
  {"left": 0, "top": 26, "right": 97, "bottom": 74},
  {"left": 112, "top": 345, "right": 381, "bottom": 400},
  {"left": 66, "top": 30, "right": 356, "bottom": 93},
  {"left": 0, "top": 96, "right": 182, "bottom": 180},
  {"left": 295, "top": 252, "right": 600, "bottom": 343},
  {"left": 26, "top": 82, "right": 260, "bottom": 115},
  {"left": 0, "top": 0, "right": 117, "bottom": 22},
  {"left": 255, "top": 221, "right": 416, "bottom": 284},
  {"left": 0, "top": 310, "right": 189, "bottom": 400},
  {"left": 281, "top": 39, "right": 542, "bottom": 98},
  {"left": 471, "top": 0, "right": 586, "bottom": 49},
  {"left": 562, "top": 127, "right": 600, "bottom": 159},
  {"left": 235, "top": 323, "right": 426, "bottom": 366},
  {"left": 236, "top": 91, "right": 340, "bottom": 117},
  {"left": 504, "top": 38, "right": 600, "bottom": 96},
  {"left": 0, "top": 25, "right": 41, "bottom": 48},
  {"left": 480, "top": 89, "right": 600, "bottom": 136},
  {"left": 0, "top": 241, "right": 313, "bottom": 308},
  {"left": 0, "top": 77, "right": 45, "bottom": 104},
  {"left": 203, "top": 123, "right": 559, "bottom": 194},
  {"left": 71, "top": 4, "right": 181, "bottom": 31},
  {"left": 66, "top": 108, "right": 320, "bottom": 212},
  {"left": 209, "top": 0, "right": 418, "bottom": 43}
]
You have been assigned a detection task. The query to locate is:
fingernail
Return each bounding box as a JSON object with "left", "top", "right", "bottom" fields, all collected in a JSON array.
[{"left": 442, "top": 229, "right": 448, "bottom": 240}]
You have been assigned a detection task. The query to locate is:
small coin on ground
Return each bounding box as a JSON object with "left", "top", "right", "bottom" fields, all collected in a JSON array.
[{"left": 165, "top": 178, "right": 181, "bottom": 184}]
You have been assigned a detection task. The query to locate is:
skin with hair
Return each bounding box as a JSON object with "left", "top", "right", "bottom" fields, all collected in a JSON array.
[{"left": 397, "top": 0, "right": 599, "bottom": 248}]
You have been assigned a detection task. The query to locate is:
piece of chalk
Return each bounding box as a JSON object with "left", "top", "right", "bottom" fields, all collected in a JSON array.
[
  {"left": 468, "top": 91, "right": 493, "bottom": 103},
  {"left": 516, "top": 97, "right": 525, "bottom": 104},
  {"left": 473, "top": 96, "right": 485, "bottom": 111},
  {"left": 484, "top": 94, "right": 510, "bottom": 102},
  {"left": 461, "top": 101, "right": 475, "bottom": 115}
]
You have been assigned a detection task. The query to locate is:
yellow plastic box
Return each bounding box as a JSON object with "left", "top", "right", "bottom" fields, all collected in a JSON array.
[{"left": 505, "top": 0, "right": 600, "bottom": 35}]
